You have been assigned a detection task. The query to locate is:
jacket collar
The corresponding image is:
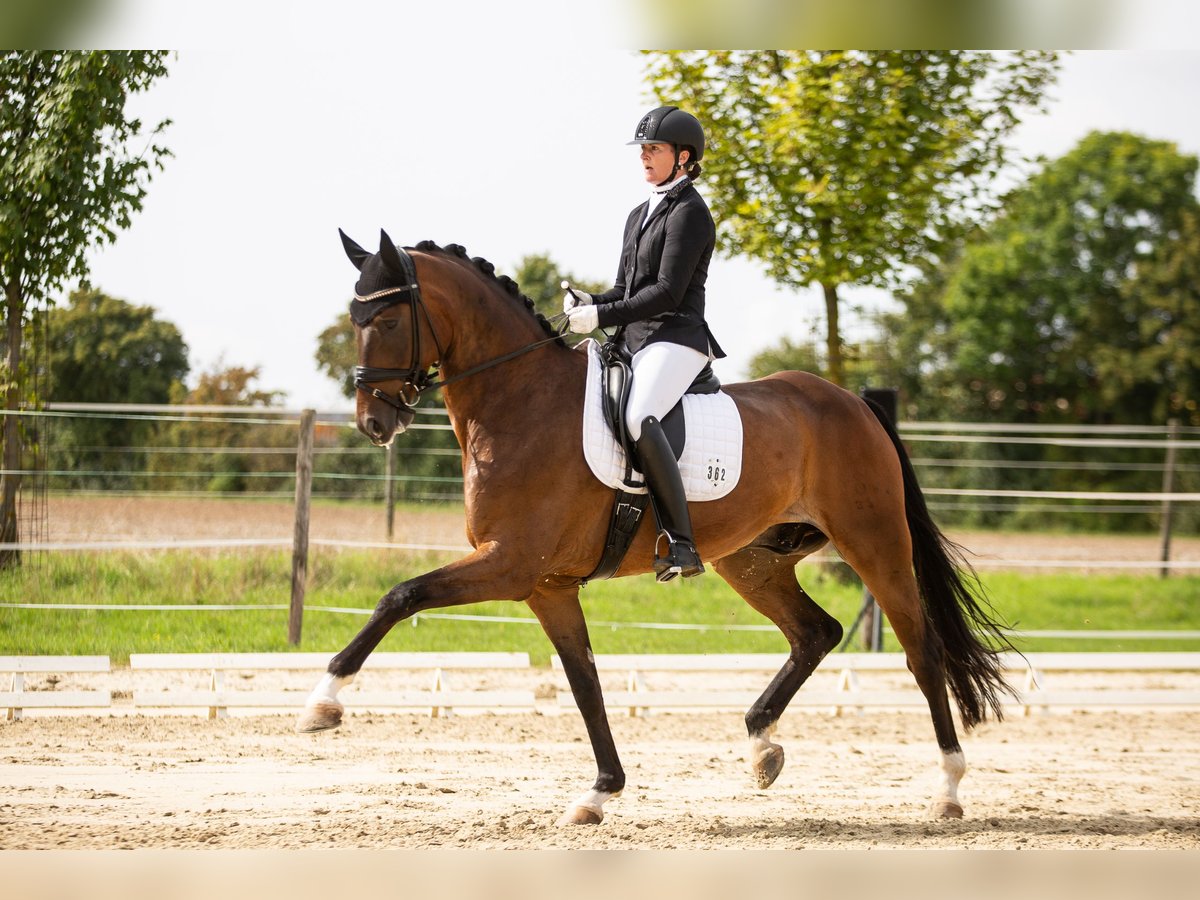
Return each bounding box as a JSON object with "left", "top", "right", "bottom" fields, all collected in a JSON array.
[{"left": 640, "top": 177, "right": 691, "bottom": 231}]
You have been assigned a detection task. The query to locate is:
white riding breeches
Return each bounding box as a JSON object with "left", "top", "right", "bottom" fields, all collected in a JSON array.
[{"left": 625, "top": 342, "right": 709, "bottom": 442}]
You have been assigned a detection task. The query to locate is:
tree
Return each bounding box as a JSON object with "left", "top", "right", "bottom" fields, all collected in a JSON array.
[
  {"left": 937, "top": 131, "right": 1198, "bottom": 425},
  {"left": 0, "top": 51, "right": 171, "bottom": 565},
  {"left": 876, "top": 133, "right": 1200, "bottom": 532},
  {"left": 315, "top": 316, "right": 358, "bottom": 399},
  {"left": 45, "top": 288, "right": 188, "bottom": 480},
  {"left": 642, "top": 50, "right": 1060, "bottom": 386},
  {"left": 48, "top": 288, "right": 188, "bottom": 403},
  {"left": 151, "top": 363, "right": 291, "bottom": 495},
  {"left": 1124, "top": 206, "right": 1200, "bottom": 427},
  {"left": 179, "top": 362, "right": 285, "bottom": 408},
  {"left": 747, "top": 333, "right": 902, "bottom": 398}
]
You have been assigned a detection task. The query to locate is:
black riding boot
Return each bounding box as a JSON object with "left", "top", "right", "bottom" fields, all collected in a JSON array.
[{"left": 635, "top": 415, "right": 705, "bottom": 582}]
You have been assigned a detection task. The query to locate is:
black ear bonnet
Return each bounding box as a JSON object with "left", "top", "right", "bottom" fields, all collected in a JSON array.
[{"left": 343, "top": 229, "right": 421, "bottom": 326}]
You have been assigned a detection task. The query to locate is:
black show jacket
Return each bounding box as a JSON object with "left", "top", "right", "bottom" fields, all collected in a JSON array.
[{"left": 593, "top": 180, "right": 726, "bottom": 359}]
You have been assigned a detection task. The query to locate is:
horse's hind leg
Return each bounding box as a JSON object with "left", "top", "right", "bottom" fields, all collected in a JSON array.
[
  {"left": 834, "top": 536, "right": 966, "bottom": 818},
  {"left": 525, "top": 583, "right": 624, "bottom": 826},
  {"left": 714, "top": 547, "right": 843, "bottom": 789}
]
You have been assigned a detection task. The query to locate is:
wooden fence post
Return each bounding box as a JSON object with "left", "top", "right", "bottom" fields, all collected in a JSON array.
[
  {"left": 1159, "top": 418, "right": 1180, "bottom": 579},
  {"left": 289, "top": 409, "right": 316, "bottom": 645},
  {"left": 385, "top": 441, "right": 396, "bottom": 541}
]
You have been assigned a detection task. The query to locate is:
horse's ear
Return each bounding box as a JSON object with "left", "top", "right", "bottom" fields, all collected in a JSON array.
[
  {"left": 378, "top": 229, "right": 406, "bottom": 278},
  {"left": 339, "top": 229, "right": 371, "bottom": 271}
]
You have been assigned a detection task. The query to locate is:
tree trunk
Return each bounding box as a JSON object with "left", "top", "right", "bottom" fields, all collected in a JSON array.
[
  {"left": 1, "top": 278, "right": 23, "bottom": 569},
  {"left": 821, "top": 281, "right": 845, "bottom": 387}
]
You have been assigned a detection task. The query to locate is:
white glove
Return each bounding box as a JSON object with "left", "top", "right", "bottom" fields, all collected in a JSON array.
[
  {"left": 565, "top": 304, "right": 600, "bottom": 334},
  {"left": 562, "top": 289, "right": 593, "bottom": 313}
]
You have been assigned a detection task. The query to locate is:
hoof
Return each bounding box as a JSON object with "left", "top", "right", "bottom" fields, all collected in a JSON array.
[
  {"left": 557, "top": 805, "right": 604, "bottom": 826},
  {"left": 295, "top": 702, "right": 343, "bottom": 733},
  {"left": 752, "top": 743, "right": 785, "bottom": 789},
  {"left": 930, "top": 799, "right": 964, "bottom": 819}
]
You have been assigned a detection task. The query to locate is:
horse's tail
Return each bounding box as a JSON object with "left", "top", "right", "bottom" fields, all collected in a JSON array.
[{"left": 863, "top": 398, "right": 1016, "bottom": 729}]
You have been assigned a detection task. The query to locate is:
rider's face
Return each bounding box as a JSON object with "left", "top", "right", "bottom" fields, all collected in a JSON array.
[{"left": 640, "top": 142, "right": 686, "bottom": 185}]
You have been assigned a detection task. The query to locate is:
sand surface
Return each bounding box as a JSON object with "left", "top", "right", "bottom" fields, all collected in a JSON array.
[{"left": 3, "top": 709, "right": 1198, "bottom": 849}]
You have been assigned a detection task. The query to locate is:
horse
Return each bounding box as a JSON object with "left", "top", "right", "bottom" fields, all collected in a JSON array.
[{"left": 297, "top": 230, "right": 1015, "bottom": 825}]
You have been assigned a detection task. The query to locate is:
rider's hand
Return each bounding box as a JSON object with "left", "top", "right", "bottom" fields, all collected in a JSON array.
[
  {"left": 565, "top": 304, "right": 600, "bottom": 334},
  {"left": 562, "top": 289, "right": 592, "bottom": 314}
]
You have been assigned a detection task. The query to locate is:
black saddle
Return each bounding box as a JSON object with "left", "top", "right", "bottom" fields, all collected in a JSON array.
[
  {"left": 598, "top": 341, "right": 720, "bottom": 486},
  {"left": 583, "top": 341, "right": 720, "bottom": 583}
]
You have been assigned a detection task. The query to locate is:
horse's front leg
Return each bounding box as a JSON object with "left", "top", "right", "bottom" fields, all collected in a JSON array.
[
  {"left": 526, "top": 584, "right": 625, "bottom": 826},
  {"left": 296, "top": 542, "right": 530, "bottom": 732}
]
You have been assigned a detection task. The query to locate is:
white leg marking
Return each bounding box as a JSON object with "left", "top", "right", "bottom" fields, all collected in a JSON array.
[
  {"left": 936, "top": 749, "right": 967, "bottom": 807},
  {"left": 559, "top": 787, "right": 620, "bottom": 824},
  {"left": 306, "top": 672, "right": 354, "bottom": 707}
]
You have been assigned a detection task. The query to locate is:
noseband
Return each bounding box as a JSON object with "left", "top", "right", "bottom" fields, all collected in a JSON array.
[{"left": 351, "top": 246, "right": 565, "bottom": 413}]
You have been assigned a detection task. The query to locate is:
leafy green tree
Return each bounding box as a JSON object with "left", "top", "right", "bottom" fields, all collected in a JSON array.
[
  {"left": 747, "top": 333, "right": 904, "bottom": 400},
  {"left": 152, "top": 364, "right": 291, "bottom": 495},
  {"left": 1111, "top": 205, "right": 1200, "bottom": 428},
  {"left": 747, "top": 338, "right": 822, "bottom": 381},
  {"left": 315, "top": 316, "right": 357, "bottom": 399},
  {"left": 876, "top": 240, "right": 977, "bottom": 421},
  {"left": 178, "top": 362, "right": 285, "bottom": 408},
  {"left": 642, "top": 50, "right": 1060, "bottom": 386},
  {"left": 0, "top": 51, "right": 170, "bottom": 564},
  {"left": 878, "top": 133, "right": 1200, "bottom": 532},
  {"left": 49, "top": 288, "right": 188, "bottom": 404},
  {"left": 46, "top": 288, "right": 188, "bottom": 482},
  {"left": 939, "top": 131, "right": 1198, "bottom": 425}
]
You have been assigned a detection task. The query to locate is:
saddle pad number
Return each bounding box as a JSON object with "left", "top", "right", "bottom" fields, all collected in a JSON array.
[{"left": 706, "top": 458, "right": 727, "bottom": 487}]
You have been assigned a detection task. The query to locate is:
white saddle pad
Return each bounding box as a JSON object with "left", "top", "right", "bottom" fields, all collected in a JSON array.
[{"left": 579, "top": 339, "right": 742, "bottom": 501}]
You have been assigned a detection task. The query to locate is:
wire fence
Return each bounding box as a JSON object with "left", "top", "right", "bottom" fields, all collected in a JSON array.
[
  {"left": 2, "top": 403, "right": 1198, "bottom": 651},
  {"left": 1, "top": 403, "right": 1198, "bottom": 563}
]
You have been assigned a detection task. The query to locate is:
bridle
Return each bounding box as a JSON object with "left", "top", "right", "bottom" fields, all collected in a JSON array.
[{"left": 351, "top": 246, "right": 566, "bottom": 414}]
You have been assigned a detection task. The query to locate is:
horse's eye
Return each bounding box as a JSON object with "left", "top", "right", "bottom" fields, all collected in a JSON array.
[{"left": 381, "top": 319, "right": 399, "bottom": 331}]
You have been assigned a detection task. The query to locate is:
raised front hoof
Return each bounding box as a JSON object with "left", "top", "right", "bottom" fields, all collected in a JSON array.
[
  {"left": 752, "top": 743, "right": 785, "bottom": 789},
  {"left": 557, "top": 805, "right": 604, "bottom": 826},
  {"left": 295, "top": 703, "right": 343, "bottom": 733},
  {"left": 930, "top": 799, "right": 964, "bottom": 819}
]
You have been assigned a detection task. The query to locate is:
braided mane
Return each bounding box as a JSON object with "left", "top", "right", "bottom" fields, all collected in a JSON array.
[{"left": 413, "top": 240, "right": 565, "bottom": 346}]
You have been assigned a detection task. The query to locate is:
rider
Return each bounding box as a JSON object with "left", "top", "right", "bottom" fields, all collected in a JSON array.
[{"left": 564, "top": 106, "right": 725, "bottom": 582}]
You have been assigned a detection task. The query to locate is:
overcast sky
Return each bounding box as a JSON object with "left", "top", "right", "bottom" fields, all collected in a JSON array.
[{"left": 77, "top": 48, "right": 1200, "bottom": 411}]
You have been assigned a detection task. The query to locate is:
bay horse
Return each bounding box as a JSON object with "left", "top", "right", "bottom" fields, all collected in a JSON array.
[{"left": 298, "top": 230, "right": 1015, "bottom": 824}]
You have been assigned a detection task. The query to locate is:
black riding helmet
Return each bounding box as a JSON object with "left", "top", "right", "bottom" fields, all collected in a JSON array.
[{"left": 628, "top": 106, "right": 705, "bottom": 163}]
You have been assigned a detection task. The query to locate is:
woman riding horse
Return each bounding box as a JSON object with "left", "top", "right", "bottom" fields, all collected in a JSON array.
[{"left": 564, "top": 106, "right": 725, "bottom": 582}]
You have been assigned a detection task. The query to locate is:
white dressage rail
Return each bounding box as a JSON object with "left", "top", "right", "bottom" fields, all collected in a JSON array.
[
  {"left": 1, "top": 656, "right": 112, "bottom": 721},
  {"left": 129, "top": 651, "right": 534, "bottom": 718},
  {"left": 552, "top": 652, "right": 1200, "bottom": 715}
]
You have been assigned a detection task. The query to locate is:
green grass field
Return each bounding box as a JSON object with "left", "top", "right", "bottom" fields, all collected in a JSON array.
[{"left": 1, "top": 548, "right": 1197, "bottom": 665}]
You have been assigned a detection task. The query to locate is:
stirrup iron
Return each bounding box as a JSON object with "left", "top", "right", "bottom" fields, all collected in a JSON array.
[{"left": 652, "top": 530, "right": 704, "bottom": 583}]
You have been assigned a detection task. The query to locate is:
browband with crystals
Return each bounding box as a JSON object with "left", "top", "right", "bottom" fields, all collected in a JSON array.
[{"left": 354, "top": 284, "right": 419, "bottom": 303}]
